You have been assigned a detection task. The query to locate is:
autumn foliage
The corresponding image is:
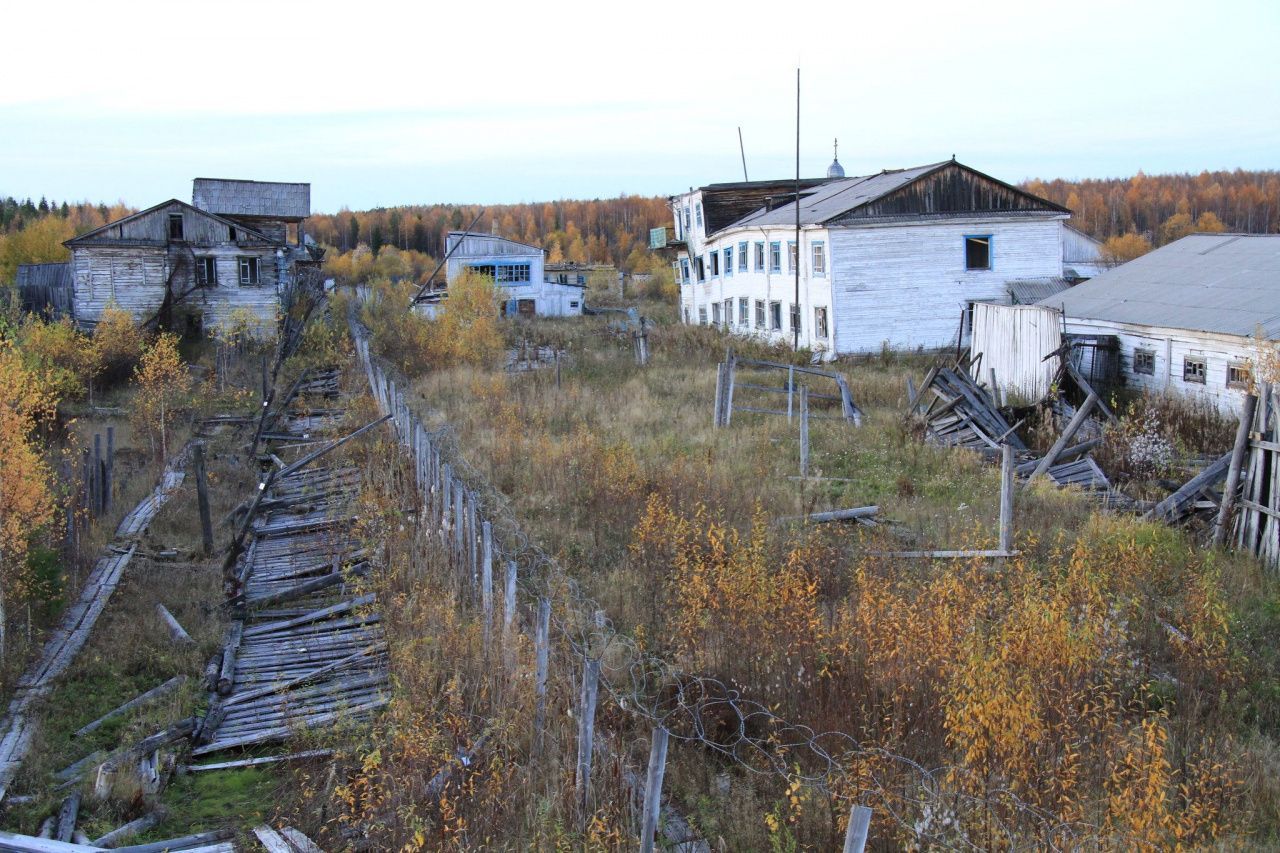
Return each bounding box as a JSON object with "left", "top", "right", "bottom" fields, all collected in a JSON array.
[{"left": 132, "top": 332, "right": 192, "bottom": 461}]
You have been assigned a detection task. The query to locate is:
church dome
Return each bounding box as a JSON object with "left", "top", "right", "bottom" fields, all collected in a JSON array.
[{"left": 826, "top": 138, "right": 845, "bottom": 178}]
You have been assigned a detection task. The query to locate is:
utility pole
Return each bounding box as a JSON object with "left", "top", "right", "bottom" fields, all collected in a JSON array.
[{"left": 794, "top": 67, "right": 801, "bottom": 352}]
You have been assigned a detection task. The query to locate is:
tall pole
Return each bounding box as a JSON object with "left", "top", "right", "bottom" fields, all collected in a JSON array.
[
  {"left": 738, "top": 126, "right": 749, "bottom": 182},
  {"left": 794, "top": 67, "right": 801, "bottom": 351}
]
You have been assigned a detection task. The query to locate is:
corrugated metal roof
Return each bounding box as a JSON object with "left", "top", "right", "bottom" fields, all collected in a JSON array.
[
  {"left": 192, "top": 178, "right": 310, "bottom": 220},
  {"left": 16, "top": 262, "right": 71, "bottom": 289},
  {"left": 729, "top": 162, "right": 946, "bottom": 229},
  {"left": 1007, "top": 277, "right": 1070, "bottom": 304},
  {"left": 1037, "top": 234, "right": 1280, "bottom": 338}
]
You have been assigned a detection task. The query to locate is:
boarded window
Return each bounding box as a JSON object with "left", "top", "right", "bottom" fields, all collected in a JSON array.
[
  {"left": 238, "top": 257, "right": 259, "bottom": 286},
  {"left": 1227, "top": 362, "right": 1252, "bottom": 389},
  {"left": 1133, "top": 348, "right": 1155, "bottom": 375},
  {"left": 1183, "top": 356, "right": 1207, "bottom": 384},
  {"left": 518, "top": 299, "right": 536, "bottom": 317},
  {"left": 755, "top": 299, "right": 765, "bottom": 328},
  {"left": 195, "top": 257, "right": 216, "bottom": 286},
  {"left": 738, "top": 297, "right": 749, "bottom": 325},
  {"left": 769, "top": 301, "right": 782, "bottom": 330},
  {"left": 965, "top": 236, "right": 991, "bottom": 270},
  {"left": 815, "top": 306, "right": 829, "bottom": 339},
  {"left": 168, "top": 214, "right": 184, "bottom": 240}
]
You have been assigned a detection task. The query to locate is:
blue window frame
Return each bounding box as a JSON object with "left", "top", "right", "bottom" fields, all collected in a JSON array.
[
  {"left": 680, "top": 258, "right": 690, "bottom": 283},
  {"left": 696, "top": 256, "right": 706, "bottom": 282},
  {"left": 964, "top": 235, "right": 993, "bottom": 270},
  {"left": 787, "top": 241, "right": 797, "bottom": 274},
  {"left": 710, "top": 250, "right": 720, "bottom": 277},
  {"left": 724, "top": 247, "right": 733, "bottom": 277},
  {"left": 811, "top": 241, "right": 826, "bottom": 276},
  {"left": 737, "top": 242, "right": 748, "bottom": 272},
  {"left": 754, "top": 242, "right": 765, "bottom": 271},
  {"left": 769, "top": 241, "right": 781, "bottom": 273},
  {"left": 695, "top": 203, "right": 703, "bottom": 228}
]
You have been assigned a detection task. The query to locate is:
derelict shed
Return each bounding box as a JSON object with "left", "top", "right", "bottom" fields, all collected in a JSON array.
[{"left": 1037, "top": 233, "right": 1280, "bottom": 414}]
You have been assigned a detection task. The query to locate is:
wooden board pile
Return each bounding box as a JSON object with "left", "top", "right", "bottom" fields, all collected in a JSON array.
[
  {"left": 0, "top": 826, "right": 237, "bottom": 851},
  {"left": 911, "top": 363, "right": 1025, "bottom": 452}
]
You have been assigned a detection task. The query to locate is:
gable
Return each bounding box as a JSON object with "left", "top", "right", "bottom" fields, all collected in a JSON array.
[
  {"left": 66, "top": 200, "right": 279, "bottom": 248},
  {"left": 827, "top": 162, "right": 1069, "bottom": 224},
  {"left": 446, "top": 232, "right": 542, "bottom": 258}
]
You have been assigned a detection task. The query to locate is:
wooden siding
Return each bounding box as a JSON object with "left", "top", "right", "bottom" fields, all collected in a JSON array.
[
  {"left": 1063, "top": 317, "right": 1259, "bottom": 415},
  {"left": 830, "top": 162, "right": 1067, "bottom": 222},
  {"left": 71, "top": 201, "right": 276, "bottom": 247},
  {"left": 829, "top": 217, "right": 1065, "bottom": 353},
  {"left": 970, "top": 303, "right": 1062, "bottom": 400}
]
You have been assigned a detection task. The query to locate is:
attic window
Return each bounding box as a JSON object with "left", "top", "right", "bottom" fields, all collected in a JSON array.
[
  {"left": 168, "top": 214, "right": 184, "bottom": 240},
  {"left": 964, "top": 235, "right": 991, "bottom": 270},
  {"left": 229, "top": 226, "right": 237, "bottom": 241}
]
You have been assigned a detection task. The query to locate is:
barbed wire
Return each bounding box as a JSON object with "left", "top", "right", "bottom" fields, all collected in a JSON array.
[{"left": 347, "top": 314, "right": 1103, "bottom": 850}]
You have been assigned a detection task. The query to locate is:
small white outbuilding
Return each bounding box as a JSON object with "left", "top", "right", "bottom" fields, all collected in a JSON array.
[{"left": 444, "top": 231, "right": 584, "bottom": 318}]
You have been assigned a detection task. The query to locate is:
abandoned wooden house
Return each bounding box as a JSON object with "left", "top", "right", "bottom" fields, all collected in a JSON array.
[
  {"left": 1038, "top": 233, "right": 1280, "bottom": 414},
  {"left": 666, "top": 157, "right": 1083, "bottom": 357},
  {"left": 64, "top": 178, "right": 314, "bottom": 336},
  {"left": 445, "top": 231, "right": 584, "bottom": 317}
]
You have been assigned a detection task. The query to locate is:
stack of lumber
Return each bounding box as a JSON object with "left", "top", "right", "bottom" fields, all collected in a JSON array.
[
  {"left": 0, "top": 828, "right": 236, "bottom": 851},
  {"left": 912, "top": 365, "right": 1026, "bottom": 452},
  {"left": 1147, "top": 453, "right": 1231, "bottom": 525},
  {"left": 0, "top": 446, "right": 192, "bottom": 803}
]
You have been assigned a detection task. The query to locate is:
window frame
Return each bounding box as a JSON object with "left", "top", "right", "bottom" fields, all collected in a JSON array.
[
  {"left": 738, "top": 297, "right": 749, "bottom": 325},
  {"left": 787, "top": 241, "right": 797, "bottom": 274},
  {"left": 723, "top": 298, "right": 733, "bottom": 327},
  {"left": 737, "top": 242, "right": 748, "bottom": 272},
  {"left": 814, "top": 306, "right": 829, "bottom": 339},
  {"left": 695, "top": 203, "right": 703, "bottom": 228},
  {"left": 1227, "top": 362, "right": 1252, "bottom": 389},
  {"left": 964, "top": 235, "right": 993, "bottom": 271},
  {"left": 811, "top": 241, "right": 826, "bottom": 276},
  {"left": 789, "top": 303, "right": 801, "bottom": 333},
  {"left": 1133, "top": 348, "right": 1156, "bottom": 376},
  {"left": 769, "top": 300, "right": 783, "bottom": 331},
  {"left": 724, "top": 247, "right": 733, "bottom": 277},
  {"left": 696, "top": 256, "right": 706, "bottom": 283},
  {"left": 754, "top": 242, "right": 765, "bottom": 271},
  {"left": 1183, "top": 356, "right": 1207, "bottom": 384},
  {"left": 710, "top": 251, "right": 720, "bottom": 277},
  {"left": 711, "top": 302, "right": 721, "bottom": 324},
  {"left": 680, "top": 258, "right": 690, "bottom": 284},
  {"left": 195, "top": 256, "right": 216, "bottom": 286},
  {"left": 755, "top": 299, "right": 765, "bottom": 328},
  {"left": 698, "top": 306, "right": 708, "bottom": 325},
  {"left": 769, "top": 242, "right": 782, "bottom": 273},
  {"left": 168, "top": 213, "right": 184, "bottom": 240},
  {"left": 238, "top": 256, "right": 260, "bottom": 286}
]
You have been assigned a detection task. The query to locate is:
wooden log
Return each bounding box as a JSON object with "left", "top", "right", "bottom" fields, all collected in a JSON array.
[
  {"left": 1146, "top": 453, "right": 1232, "bottom": 524},
  {"left": 842, "top": 804, "right": 873, "bottom": 853},
  {"left": 1014, "top": 438, "right": 1101, "bottom": 474},
  {"left": 1214, "top": 393, "right": 1258, "bottom": 546},
  {"left": 503, "top": 560, "right": 517, "bottom": 654},
  {"left": 1024, "top": 392, "right": 1099, "bottom": 490},
  {"left": 184, "top": 749, "right": 333, "bottom": 774},
  {"left": 74, "top": 676, "right": 188, "bottom": 739},
  {"left": 999, "top": 443, "right": 1015, "bottom": 554},
  {"left": 276, "top": 415, "right": 392, "bottom": 479},
  {"left": 574, "top": 657, "right": 601, "bottom": 818},
  {"left": 55, "top": 792, "right": 80, "bottom": 842},
  {"left": 712, "top": 362, "right": 724, "bottom": 428},
  {"left": 783, "top": 506, "right": 879, "bottom": 524},
  {"left": 92, "top": 809, "right": 166, "bottom": 849},
  {"left": 193, "top": 444, "right": 214, "bottom": 556},
  {"left": 154, "top": 604, "right": 194, "bottom": 647},
  {"left": 533, "top": 598, "right": 551, "bottom": 755},
  {"left": 251, "top": 827, "right": 292, "bottom": 853},
  {"left": 217, "top": 623, "right": 243, "bottom": 696},
  {"left": 37, "top": 818, "right": 55, "bottom": 839},
  {"left": 0, "top": 832, "right": 97, "bottom": 852},
  {"left": 113, "top": 830, "right": 234, "bottom": 853},
  {"left": 278, "top": 828, "right": 323, "bottom": 853},
  {"left": 638, "top": 726, "right": 670, "bottom": 853},
  {"left": 869, "top": 549, "right": 1018, "bottom": 559}
]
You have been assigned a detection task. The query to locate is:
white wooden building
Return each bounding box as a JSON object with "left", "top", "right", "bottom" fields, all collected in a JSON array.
[
  {"left": 445, "top": 232, "right": 583, "bottom": 317},
  {"left": 1035, "top": 233, "right": 1280, "bottom": 415},
  {"left": 65, "top": 178, "right": 313, "bottom": 336},
  {"left": 668, "top": 159, "right": 1077, "bottom": 358}
]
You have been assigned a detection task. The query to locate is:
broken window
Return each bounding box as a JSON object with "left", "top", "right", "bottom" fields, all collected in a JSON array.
[
  {"left": 712, "top": 302, "right": 721, "bottom": 324},
  {"left": 1133, "top": 348, "right": 1155, "bottom": 375},
  {"left": 1183, "top": 356, "right": 1206, "bottom": 384},
  {"left": 195, "top": 256, "right": 217, "bottom": 286},
  {"left": 696, "top": 256, "right": 706, "bottom": 282},
  {"left": 496, "top": 264, "right": 531, "bottom": 283},
  {"left": 238, "top": 257, "right": 260, "bottom": 286},
  {"left": 680, "top": 259, "right": 690, "bottom": 283},
  {"left": 964, "top": 235, "right": 992, "bottom": 270},
  {"left": 769, "top": 301, "right": 782, "bottom": 331},
  {"left": 1227, "top": 362, "right": 1252, "bottom": 389},
  {"left": 790, "top": 303, "right": 801, "bottom": 333},
  {"left": 168, "top": 213, "right": 184, "bottom": 240},
  {"left": 815, "top": 306, "right": 829, "bottom": 339},
  {"left": 229, "top": 225, "right": 237, "bottom": 241},
  {"left": 466, "top": 264, "right": 497, "bottom": 279},
  {"left": 738, "top": 297, "right": 749, "bottom": 325},
  {"left": 755, "top": 299, "right": 765, "bottom": 328}
]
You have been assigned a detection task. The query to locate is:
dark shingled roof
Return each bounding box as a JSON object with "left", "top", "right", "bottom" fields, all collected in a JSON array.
[{"left": 193, "top": 178, "right": 310, "bottom": 220}]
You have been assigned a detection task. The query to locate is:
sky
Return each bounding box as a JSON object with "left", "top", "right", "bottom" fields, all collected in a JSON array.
[{"left": 3, "top": 0, "right": 1277, "bottom": 213}]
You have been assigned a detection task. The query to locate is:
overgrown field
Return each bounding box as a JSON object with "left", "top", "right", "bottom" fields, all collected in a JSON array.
[{"left": 364, "top": 311, "right": 1280, "bottom": 849}]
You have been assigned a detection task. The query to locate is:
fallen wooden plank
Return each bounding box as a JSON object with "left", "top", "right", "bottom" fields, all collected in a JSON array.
[
  {"left": 112, "top": 829, "right": 234, "bottom": 853},
  {"left": 184, "top": 749, "right": 334, "bottom": 774},
  {"left": 868, "top": 549, "right": 1019, "bottom": 559},
  {"left": 155, "top": 605, "right": 195, "bottom": 646},
  {"left": 91, "top": 809, "right": 166, "bottom": 849},
  {"left": 278, "top": 828, "right": 323, "bottom": 853},
  {"left": 252, "top": 826, "right": 294, "bottom": 853},
  {"left": 0, "top": 831, "right": 103, "bottom": 851}
]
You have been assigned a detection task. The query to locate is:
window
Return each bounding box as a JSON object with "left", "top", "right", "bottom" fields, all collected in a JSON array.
[
  {"left": 737, "top": 242, "right": 748, "bottom": 272},
  {"left": 723, "top": 299, "right": 733, "bottom": 327},
  {"left": 698, "top": 306, "right": 708, "bottom": 325},
  {"left": 738, "top": 297, "right": 749, "bottom": 325},
  {"left": 467, "top": 264, "right": 498, "bottom": 279},
  {"left": 168, "top": 213, "right": 184, "bottom": 240},
  {"left": 790, "top": 303, "right": 801, "bottom": 333},
  {"left": 238, "top": 257, "right": 259, "bottom": 286},
  {"left": 696, "top": 256, "right": 706, "bottom": 282},
  {"left": 812, "top": 241, "right": 826, "bottom": 276},
  {"left": 724, "top": 247, "right": 733, "bottom": 277},
  {"left": 769, "top": 242, "right": 782, "bottom": 273},
  {"left": 787, "top": 242, "right": 797, "bottom": 274},
  {"left": 496, "top": 264, "right": 531, "bottom": 283},
  {"left": 228, "top": 226, "right": 237, "bottom": 241},
  {"left": 695, "top": 203, "right": 703, "bottom": 228},
  {"left": 684, "top": 207, "right": 691, "bottom": 231},
  {"left": 755, "top": 299, "right": 765, "bottom": 328},
  {"left": 965, "top": 235, "right": 992, "bottom": 270},
  {"left": 1133, "top": 348, "right": 1155, "bottom": 375},
  {"left": 754, "top": 242, "right": 765, "bottom": 271},
  {"left": 1228, "top": 362, "right": 1252, "bottom": 389},
  {"left": 712, "top": 302, "right": 721, "bottom": 324},
  {"left": 709, "top": 251, "right": 720, "bottom": 277},
  {"left": 769, "top": 301, "right": 782, "bottom": 331},
  {"left": 814, "top": 306, "right": 829, "bottom": 339},
  {"left": 683, "top": 307, "right": 690, "bottom": 324},
  {"left": 1183, "top": 356, "right": 1207, "bottom": 384},
  {"left": 569, "top": 300, "right": 579, "bottom": 309},
  {"left": 195, "top": 256, "right": 216, "bottom": 286},
  {"left": 680, "top": 259, "right": 690, "bottom": 284}
]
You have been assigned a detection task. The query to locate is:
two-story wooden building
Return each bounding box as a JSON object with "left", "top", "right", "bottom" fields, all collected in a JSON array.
[
  {"left": 668, "top": 158, "right": 1074, "bottom": 357},
  {"left": 65, "top": 178, "right": 312, "bottom": 336}
]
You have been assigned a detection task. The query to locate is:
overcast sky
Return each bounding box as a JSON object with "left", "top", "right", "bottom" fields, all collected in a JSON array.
[{"left": 3, "top": 0, "right": 1277, "bottom": 212}]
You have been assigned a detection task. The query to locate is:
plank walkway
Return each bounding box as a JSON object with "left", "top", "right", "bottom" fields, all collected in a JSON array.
[{"left": 0, "top": 447, "right": 191, "bottom": 803}]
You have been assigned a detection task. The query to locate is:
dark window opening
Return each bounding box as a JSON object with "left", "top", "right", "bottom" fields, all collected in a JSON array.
[
  {"left": 815, "top": 306, "right": 829, "bottom": 339},
  {"left": 754, "top": 299, "right": 765, "bottom": 328},
  {"left": 1133, "top": 348, "right": 1155, "bottom": 375},
  {"left": 518, "top": 299, "right": 536, "bottom": 318},
  {"left": 168, "top": 213, "right": 184, "bottom": 240},
  {"left": 696, "top": 256, "right": 706, "bottom": 282},
  {"left": 238, "top": 257, "right": 260, "bottom": 286},
  {"left": 965, "top": 235, "right": 991, "bottom": 270},
  {"left": 229, "top": 226, "right": 237, "bottom": 241},
  {"left": 466, "top": 264, "right": 497, "bottom": 279},
  {"left": 1183, "top": 356, "right": 1207, "bottom": 384},
  {"left": 1227, "top": 362, "right": 1252, "bottom": 389},
  {"left": 195, "top": 257, "right": 216, "bottom": 286},
  {"left": 769, "top": 301, "right": 782, "bottom": 331}
]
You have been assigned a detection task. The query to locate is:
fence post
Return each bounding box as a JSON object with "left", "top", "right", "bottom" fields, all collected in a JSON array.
[
  {"left": 639, "top": 726, "right": 670, "bottom": 853},
  {"left": 787, "top": 365, "right": 795, "bottom": 422},
  {"left": 104, "top": 426, "right": 114, "bottom": 514},
  {"left": 723, "top": 355, "right": 736, "bottom": 426},
  {"left": 503, "top": 559, "right": 517, "bottom": 668},
  {"left": 1214, "top": 392, "right": 1258, "bottom": 546},
  {"left": 999, "top": 442, "right": 1014, "bottom": 554},
  {"left": 481, "top": 520, "right": 493, "bottom": 650},
  {"left": 799, "top": 385, "right": 810, "bottom": 478},
  {"left": 842, "top": 804, "right": 873, "bottom": 853},
  {"left": 575, "top": 656, "right": 601, "bottom": 820},
  {"left": 193, "top": 444, "right": 215, "bottom": 556},
  {"left": 533, "top": 597, "right": 551, "bottom": 756},
  {"left": 441, "top": 464, "right": 452, "bottom": 532},
  {"left": 467, "top": 492, "right": 479, "bottom": 589},
  {"left": 92, "top": 433, "right": 102, "bottom": 515},
  {"left": 713, "top": 362, "right": 724, "bottom": 428},
  {"left": 452, "top": 484, "right": 464, "bottom": 565}
]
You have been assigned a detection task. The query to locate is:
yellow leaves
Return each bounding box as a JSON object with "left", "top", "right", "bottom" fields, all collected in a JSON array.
[
  {"left": 131, "top": 332, "right": 192, "bottom": 460},
  {"left": 0, "top": 341, "right": 56, "bottom": 609}
]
